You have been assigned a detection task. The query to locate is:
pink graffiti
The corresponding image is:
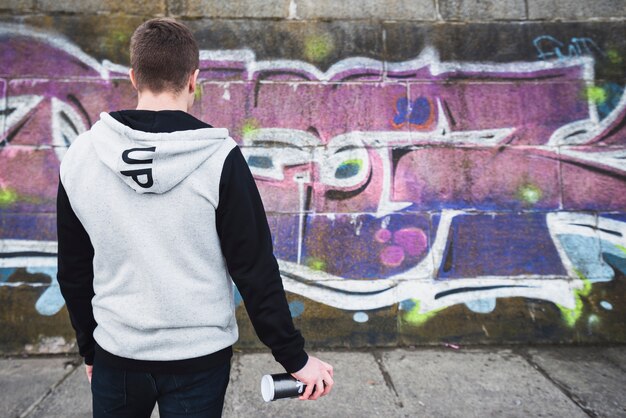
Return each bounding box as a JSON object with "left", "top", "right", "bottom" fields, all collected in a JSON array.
[
  {"left": 380, "top": 245, "right": 405, "bottom": 267},
  {"left": 393, "top": 228, "right": 427, "bottom": 257}
]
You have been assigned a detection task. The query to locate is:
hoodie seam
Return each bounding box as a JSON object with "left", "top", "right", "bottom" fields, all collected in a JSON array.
[{"left": 212, "top": 139, "right": 238, "bottom": 209}]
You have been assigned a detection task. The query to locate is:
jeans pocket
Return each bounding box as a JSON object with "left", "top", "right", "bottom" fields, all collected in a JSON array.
[
  {"left": 91, "top": 361, "right": 127, "bottom": 413},
  {"left": 170, "top": 363, "right": 230, "bottom": 414}
]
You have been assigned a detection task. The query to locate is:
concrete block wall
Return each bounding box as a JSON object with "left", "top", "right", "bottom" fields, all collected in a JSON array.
[{"left": 0, "top": 0, "right": 625, "bottom": 355}]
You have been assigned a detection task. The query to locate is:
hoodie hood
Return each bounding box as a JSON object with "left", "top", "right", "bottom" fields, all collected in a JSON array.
[{"left": 90, "top": 112, "right": 230, "bottom": 194}]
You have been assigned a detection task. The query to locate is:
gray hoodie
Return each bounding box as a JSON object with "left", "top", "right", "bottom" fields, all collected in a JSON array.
[
  {"left": 60, "top": 112, "right": 239, "bottom": 361},
  {"left": 58, "top": 110, "right": 308, "bottom": 373}
]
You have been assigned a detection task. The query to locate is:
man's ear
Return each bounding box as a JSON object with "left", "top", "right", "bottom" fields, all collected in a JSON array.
[
  {"left": 188, "top": 69, "right": 200, "bottom": 93},
  {"left": 129, "top": 68, "right": 138, "bottom": 91}
]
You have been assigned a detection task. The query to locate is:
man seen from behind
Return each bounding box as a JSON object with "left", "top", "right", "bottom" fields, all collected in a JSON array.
[{"left": 57, "top": 17, "right": 334, "bottom": 418}]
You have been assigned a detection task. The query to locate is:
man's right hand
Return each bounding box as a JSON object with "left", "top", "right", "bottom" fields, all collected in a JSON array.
[
  {"left": 85, "top": 364, "right": 93, "bottom": 383},
  {"left": 290, "top": 356, "right": 334, "bottom": 400}
]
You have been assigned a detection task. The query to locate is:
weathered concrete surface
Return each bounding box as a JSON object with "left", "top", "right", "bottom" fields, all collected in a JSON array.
[
  {"left": 12, "top": 17, "right": 626, "bottom": 78},
  {"left": 169, "top": 0, "right": 290, "bottom": 19},
  {"left": 398, "top": 297, "right": 568, "bottom": 345},
  {"left": 189, "top": 19, "right": 385, "bottom": 70},
  {"left": 295, "top": 0, "right": 437, "bottom": 21},
  {"left": 224, "top": 351, "right": 401, "bottom": 417},
  {"left": 0, "top": 14, "right": 146, "bottom": 67},
  {"left": 0, "top": 16, "right": 387, "bottom": 69},
  {"left": 5, "top": 347, "right": 625, "bottom": 418},
  {"left": 0, "top": 283, "right": 76, "bottom": 354},
  {"left": 383, "top": 21, "right": 626, "bottom": 80},
  {"left": 0, "top": 0, "right": 35, "bottom": 12},
  {"left": 3, "top": 17, "right": 624, "bottom": 79},
  {"left": 37, "top": 0, "right": 166, "bottom": 15},
  {"left": 2, "top": 0, "right": 626, "bottom": 21},
  {"left": 525, "top": 347, "right": 626, "bottom": 418},
  {"left": 28, "top": 365, "right": 91, "bottom": 418},
  {"left": 382, "top": 349, "right": 589, "bottom": 418},
  {"left": 438, "top": 0, "right": 526, "bottom": 21},
  {"left": 0, "top": 357, "right": 75, "bottom": 418},
  {"left": 603, "top": 346, "right": 626, "bottom": 368},
  {"left": 527, "top": 0, "right": 626, "bottom": 20},
  {"left": 236, "top": 296, "right": 399, "bottom": 350}
]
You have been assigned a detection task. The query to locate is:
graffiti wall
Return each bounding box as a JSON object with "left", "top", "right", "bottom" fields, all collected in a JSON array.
[{"left": 1, "top": 21, "right": 625, "bottom": 352}]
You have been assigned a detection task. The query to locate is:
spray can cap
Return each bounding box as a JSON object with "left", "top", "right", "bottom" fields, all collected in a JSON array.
[{"left": 261, "top": 375, "right": 275, "bottom": 402}]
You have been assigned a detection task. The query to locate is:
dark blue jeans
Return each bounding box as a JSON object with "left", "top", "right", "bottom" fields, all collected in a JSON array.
[{"left": 91, "top": 359, "right": 231, "bottom": 418}]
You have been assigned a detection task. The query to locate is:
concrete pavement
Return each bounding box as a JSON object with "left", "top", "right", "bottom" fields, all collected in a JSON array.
[{"left": 1, "top": 346, "right": 625, "bottom": 418}]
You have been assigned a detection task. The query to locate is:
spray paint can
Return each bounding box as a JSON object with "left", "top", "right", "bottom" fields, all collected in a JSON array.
[{"left": 261, "top": 373, "right": 306, "bottom": 402}]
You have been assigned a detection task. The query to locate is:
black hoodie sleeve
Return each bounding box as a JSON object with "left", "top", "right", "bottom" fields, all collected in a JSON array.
[
  {"left": 56, "top": 179, "right": 97, "bottom": 365},
  {"left": 216, "top": 146, "right": 308, "bottom": 374}
]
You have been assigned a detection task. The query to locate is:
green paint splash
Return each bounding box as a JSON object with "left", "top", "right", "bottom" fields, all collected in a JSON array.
[
  {"left": 241, "top": 118, "right": 260, "bottom": 137},
  {"left": 556, "top": 269, "right": 592, "bottom": 327},
  {"left": 617, "top": 244, "right": 626, "bottom": 256},
  {"left": 343, "top": 159, "right": 363, "bottom": 169},
  {"left": 304, "top": 34, "right": 334, "bottom": 63},
  {"left": 0, "top": 188, "right": 45, "bottom": 207},
  {"left": 402, "top": 299, "right": 443, "bottom": 326},
  {"left": 607, "top": 49, "right": 623, "bottom": 65},
  {"left": 0, "top": 188, "right": 18, "bottom": 207},
  {"left": 305, "top": 257, "right": 326, "bottom": 271},
  {"left": 517, "top": 183, "right": 542, "bottom": 205},
  {"left": 194, "top": 83, "right": 203, "bottom": 101},
  {"left": 585, "top": 85, "right": 607, "bottom": 105}
]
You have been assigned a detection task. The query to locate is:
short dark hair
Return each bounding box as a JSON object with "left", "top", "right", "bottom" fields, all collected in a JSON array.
[{"left": 130, "top": 18, "right": 199, "bottom": 94}]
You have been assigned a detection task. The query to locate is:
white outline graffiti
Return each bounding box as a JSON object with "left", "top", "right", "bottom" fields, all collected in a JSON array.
[
  {"left": 548, "top": 90, "right": 626, "bottom": 146},
  {"left": 0, "top": 239, "right": 57, "bottom": 269},
  {"left": 0, "top": 24, "right": 117, "bottom": 79},
  {"left": 279, "top": 210, "right": 587, "bottom": 312},
  {"left": 51, "top": 97, "right": 88, "bottom": 161},
  {"left": 1, "top": 25, "right": 625, "bottom": 322},
  {"left": 243, "top": 104, "right": 515, "bottom": 218},
  {"left": 1, "top": 95, "right": 44, "bottom": 146}
]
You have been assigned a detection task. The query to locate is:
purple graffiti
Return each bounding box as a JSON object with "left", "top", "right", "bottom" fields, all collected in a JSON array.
[{"left": 1, "top": 25, "right": 626, "bottom": 320}]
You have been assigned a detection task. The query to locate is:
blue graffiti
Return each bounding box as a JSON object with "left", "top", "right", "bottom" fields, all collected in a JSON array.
[
  {"left": 27, "top": 267, "right": 65, "bottom": 316},
  {"left": 465, "top": 298, "right": 496, "bottom": 314},
  {"left": 233, "top": 284, "right": 243, "bottom": 307},
  {"left": 533, "top": 36, "right": 605, "bottom": 61},
  {"left": 0, "top": 268, "right": 16, "bottom": 283},
  {"left": 247, "top": 155, "right": 273, "bottom": 169},
  {"left": 399, "top": 299, "right": 416, "bottom": 311},
  {"left": 335, "top": 160, "right": 362, "bottom": 179},
  {"left": 598, "top": 82, "right": 625, "bottom": 119},
  {"left": 558, "top": 235, "right": 626, "bottom": 283},
  {"left": 288, "top": 300, "right": 305, "bottom": 318},
  {"left": 600, "top": 301, "right": 613, "bottom": 310},
  {"left": 603, "top": 253, "right": 626, "bottom": 276},
  {"left": 393, "top": 97, "right": 433, "bottom": 128}
]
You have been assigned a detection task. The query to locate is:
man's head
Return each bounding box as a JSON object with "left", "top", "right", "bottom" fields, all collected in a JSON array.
[{"left": 129, "top": 18, "right": 199, "bottom": 96}]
